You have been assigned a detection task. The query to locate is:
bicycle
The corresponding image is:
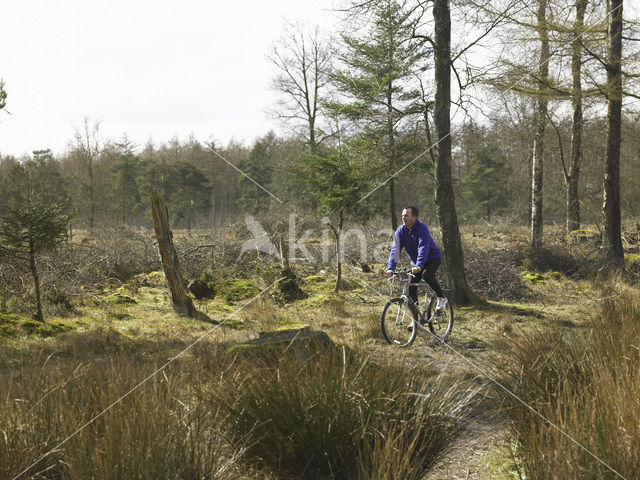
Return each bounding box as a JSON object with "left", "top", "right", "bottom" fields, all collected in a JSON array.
[{"left": 380, "top": 269, "right": 454, "bottom": 347}]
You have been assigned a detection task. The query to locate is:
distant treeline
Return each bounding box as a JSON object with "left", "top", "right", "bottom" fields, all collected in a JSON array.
[{"left": 0, "top": 113, "right": 639, "bottom": 232}]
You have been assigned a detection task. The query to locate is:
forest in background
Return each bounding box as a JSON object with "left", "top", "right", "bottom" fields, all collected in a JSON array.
[{"left": 1, "top": 112, "right": 639, "bottom": 232}]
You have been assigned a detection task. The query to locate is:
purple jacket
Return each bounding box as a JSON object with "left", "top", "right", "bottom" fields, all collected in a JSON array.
[{"left": 387, "top": 220, "right": 442, "bottom": 271}]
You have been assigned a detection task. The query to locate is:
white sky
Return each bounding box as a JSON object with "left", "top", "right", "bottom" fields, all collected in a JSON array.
[
  {"left": 0, "top": 0, "right": 338, "bottom": 157},
  {"left": 2, "top": 1, "right": 639, "bottom": 158}
]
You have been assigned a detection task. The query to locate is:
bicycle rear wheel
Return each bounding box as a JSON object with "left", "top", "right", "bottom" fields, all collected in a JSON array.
[
  {"left": 426, "top": 296, "right": 454, "bottom": 342},
  {"left": 381, "top": 297, "right": 418, "bottom": 348}
]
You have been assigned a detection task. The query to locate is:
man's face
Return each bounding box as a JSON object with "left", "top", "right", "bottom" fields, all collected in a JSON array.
[{"left": 401, "top": 209, "right": 416, "bottom": 228}]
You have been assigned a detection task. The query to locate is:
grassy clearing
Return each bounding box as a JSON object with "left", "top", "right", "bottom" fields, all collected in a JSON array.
[
  {"left": 494, "top": 289, "right": 640, "bottom": 479},
  {"left": 2, "top": 223, "right": 640, "bottom": 478}
]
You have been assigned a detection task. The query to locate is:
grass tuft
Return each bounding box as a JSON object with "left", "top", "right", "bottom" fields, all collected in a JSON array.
[
  {"left": 211, "top": 342, "right": 473, "bottom": 479},
  {"left": 495, "top": 290, "right": 640, "bottom": 478}
]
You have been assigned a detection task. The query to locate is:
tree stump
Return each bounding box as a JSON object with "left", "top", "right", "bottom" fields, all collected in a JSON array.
[{"left": 149, "top": 187, "right": 196, "bottom": 317}]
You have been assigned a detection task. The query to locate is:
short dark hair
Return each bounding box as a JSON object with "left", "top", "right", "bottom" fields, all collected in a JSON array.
[{"left": 403, "top": 206, "right": 418, "bottom": 218}]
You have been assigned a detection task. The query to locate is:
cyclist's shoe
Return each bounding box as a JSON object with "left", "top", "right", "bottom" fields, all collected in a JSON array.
[{"left": 436, "top": 297, "right": 448, "bottom": 311}]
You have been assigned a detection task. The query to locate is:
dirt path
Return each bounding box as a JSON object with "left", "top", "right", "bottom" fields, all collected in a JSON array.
[{"left": 409, "top": 340, "right": 510, "bottom": 479}]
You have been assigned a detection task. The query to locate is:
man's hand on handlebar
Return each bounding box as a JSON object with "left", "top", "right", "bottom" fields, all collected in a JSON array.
[{"left": 385, "top": 270, "right": 394, "bottom": 278}]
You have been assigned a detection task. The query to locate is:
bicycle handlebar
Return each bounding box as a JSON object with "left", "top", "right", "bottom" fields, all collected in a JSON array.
[{"left": 388, "top": 269, "right": 416, "bottom": 279}]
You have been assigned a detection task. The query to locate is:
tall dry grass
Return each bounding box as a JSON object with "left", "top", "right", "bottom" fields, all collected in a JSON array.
[
  {"left": 0, "top": 333, "right": 243, "bottom": 480},
  {"left": 1, "top": 329, "right": 474, "bottom": 479},
  {"left": 211, "top": 343, "right": 475, "bottom": 480},
  {"left": 496, "top": 291, "right": 640, "bottom": 479}
]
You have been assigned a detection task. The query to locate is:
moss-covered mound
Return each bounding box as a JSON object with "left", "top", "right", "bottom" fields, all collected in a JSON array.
[{"left": 217, "top": 279, "right": 259, "bottom": 302}]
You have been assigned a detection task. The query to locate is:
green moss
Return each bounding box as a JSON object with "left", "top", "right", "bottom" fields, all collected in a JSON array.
[
  {"left": 20, "top": 320, "right": 74, "bottom": 337},
  {"left": 548, "top": 271, "right": 562, "bottom": 280},
  {"left": 217, "top": 279, "right": 259, "bottom": 302},
  {"left": 625, "top": 253, "right": 640, "bottom": 265},
  {"left": 117, "top": 279, "right": 139, "bottom": 294},
  {"left": 304, "top": 275, "right": 326, "bottom": 284},
  {"left": 224, "top": 319, "right": 247, "bottom": 329},
  {"left": 0, "top": 324, "right": 18, "bottom": 338},
  {"left": 522, "top": 272, "right": 547, "bottom": 283},
  {"left": 314, "top": 283, "right": 336, "bottom": 292},
  {"left": 0, "top": 313, "right": 22, "bottom": 325},
  {"left": 260, "top": 325, "right": 310, "bottom": 338},
  {"left": 105, "top": 293, "right": 138, "bottom": 304}
]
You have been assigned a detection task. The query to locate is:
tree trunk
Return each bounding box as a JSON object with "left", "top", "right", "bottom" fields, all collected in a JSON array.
[
  {"left": 333, "top": 210, "right": 344, "bottom": 293},
  {"left": 388, "top": 85, "right": 398, "bottom": 230},
  {"left": 29, "top": 240, "right": 43, "bottom": 322},
  {"left": 150, "top": 187, "right": 196, "bottom": 317},
  {"left": 603, "top": 0, "right": 624, "bottom": 263},
  {"left": 530, "top": 0, "right": 550, "bottom": 255},
  {"left": 567, "top": 0, "right": 587, "bottom": 234},
  {"left": 432, "top": 0, "right": 476, "bottom": 305}
]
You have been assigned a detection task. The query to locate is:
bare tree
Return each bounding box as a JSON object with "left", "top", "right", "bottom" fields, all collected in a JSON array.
[
  {"left": 269, "top": 23, "right": 333, "bottom": 152},
  {"left": 529, "top": 0, "right": 551, "bottom": 255},
  {"left": 71, "top": 118, "right": 101, "bottom": 234},
  {"left": 566, "top": 0, "right": 588, "bottom": 234}
]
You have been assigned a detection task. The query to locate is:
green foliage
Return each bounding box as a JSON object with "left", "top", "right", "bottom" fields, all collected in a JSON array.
[
  {"left": 463, "top": 144, "right": 510, "bottom": 222},
  {"left": 236, "top": 135, "right": 276, "bottom": 213},
  {"left": 0, "top": 152, "right": 72, "bottom": 218},
  {"left": 136, "top": 157, "right": 211, "bottom": 230},
  {"left": 307, "top": 146, "right": 372, "bottom": 218},
  {"left": 331, "top": 0, "right": 422, "bottom": 133},
  {"left": 108, "top": 154, "right": 141, "bottom": 224},
  {"left": 0, "top": 202, "right": 69, "bottom": 260}
]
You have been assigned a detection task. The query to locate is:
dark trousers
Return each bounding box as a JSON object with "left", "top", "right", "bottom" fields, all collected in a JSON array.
[{"left": 409, "top": 257, "right": 444, "bottom": 303}]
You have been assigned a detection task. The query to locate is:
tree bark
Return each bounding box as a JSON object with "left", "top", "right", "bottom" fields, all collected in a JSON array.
[
  {"left": 530, "top": 0, "right": 550, "bottom": 254},
  {"left": 29, "top": 240, "right": 43, "bottom": 322},
  {"left": 432, "top": 0, "right": 476, "bottom": 305},
  {"left": 333, "top": 210, "right": 344, "bottom": 293},
  {"left": 388, "top": 82, "right": 398, "bottom": 231},
  {"left": 150, "top": 187, "right": 196, "bottom": 317},
  {"left": 567, "top": 0, "right": 587, "bottom": 234},
  {"left": 603, "top": 0, "right": 624, "bottom": 263}
]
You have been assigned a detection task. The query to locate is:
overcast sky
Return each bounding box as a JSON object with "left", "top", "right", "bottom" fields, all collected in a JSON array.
[
  {"left": 2, "top": 1, "right": 639, "bottom": 158},
  {"left": 0, "top": 0, "right": 338, "bottom": 157}
]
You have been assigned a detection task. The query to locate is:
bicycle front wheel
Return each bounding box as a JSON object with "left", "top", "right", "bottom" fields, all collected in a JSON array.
[
  {"left": 426, "top": 296, "right": 454, "bottom": 342},
  {"left": 381, "top": 297, "right": 418, "bottom": 348}
]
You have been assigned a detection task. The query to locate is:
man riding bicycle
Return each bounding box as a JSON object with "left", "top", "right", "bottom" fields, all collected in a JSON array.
[{"left": 385, "top": 206, "right": 447, "bottom": 311}]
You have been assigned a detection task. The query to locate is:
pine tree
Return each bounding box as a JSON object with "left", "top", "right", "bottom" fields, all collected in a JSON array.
[{"left": 463, "top": 144, "right": 510, "bottom": 222}]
